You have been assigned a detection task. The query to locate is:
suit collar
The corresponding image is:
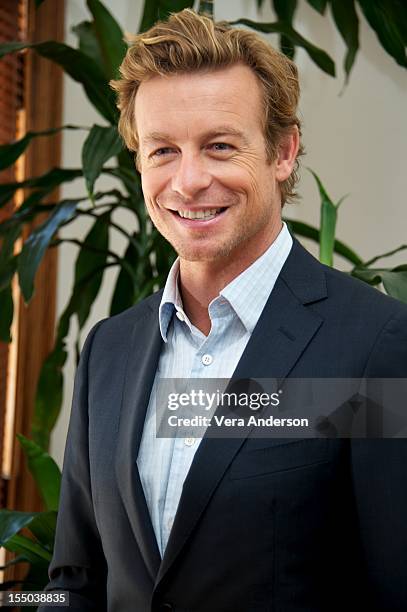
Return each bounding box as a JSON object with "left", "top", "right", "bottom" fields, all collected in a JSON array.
[{"left": 280, "top": 237, "right": 328, "bottom": 305}]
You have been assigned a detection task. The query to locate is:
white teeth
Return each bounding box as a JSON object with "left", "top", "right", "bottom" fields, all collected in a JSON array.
[{"left": 177, "top": 208, "right": 221, "bottom": 219}]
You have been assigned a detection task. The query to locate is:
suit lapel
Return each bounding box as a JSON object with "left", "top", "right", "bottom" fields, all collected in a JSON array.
[
  {"left": 115, "top": 292, "right": 164, "bottom": 581},
  {"left": 156, "top": 239, "right": 328, "bottom": 586}
]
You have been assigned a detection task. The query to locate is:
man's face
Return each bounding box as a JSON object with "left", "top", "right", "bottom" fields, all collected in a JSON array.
[{"left": 135, "top": 63, "right": 292, "bottom": 264}]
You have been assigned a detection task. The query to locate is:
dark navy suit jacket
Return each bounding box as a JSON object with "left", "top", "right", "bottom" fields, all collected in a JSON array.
[{"left": 40, "top": 239, "right": 407, "bottom": 612}]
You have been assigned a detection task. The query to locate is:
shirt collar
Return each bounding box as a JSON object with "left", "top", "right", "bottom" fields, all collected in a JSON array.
[
  {"left": 158, "top": 222, "right": 292, "bottom": 341},
  {"left": 159, "top": 257, "right": 184, "bottom": 342}
]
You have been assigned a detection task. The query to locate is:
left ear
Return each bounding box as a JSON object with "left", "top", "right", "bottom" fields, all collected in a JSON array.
[{"left": 275, "top": 127, "right": 300, "bottom": 182}]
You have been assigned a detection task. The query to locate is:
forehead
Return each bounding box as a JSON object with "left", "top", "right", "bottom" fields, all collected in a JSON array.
[{"left": 134, "top": 63, "right": 264, "bottom": 143}]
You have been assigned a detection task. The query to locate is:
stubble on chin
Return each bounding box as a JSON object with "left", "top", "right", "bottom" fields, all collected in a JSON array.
[
  {"left": 175, "top": 240, "right": 236, "bottom": 263},
  {"left": 169, "top": 223, "right": 257, "bottom": 263}
]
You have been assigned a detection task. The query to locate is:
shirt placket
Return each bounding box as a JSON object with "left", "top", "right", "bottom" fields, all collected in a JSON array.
[{"left": 160, "top": 304, "right": 232, "bottom": 552}]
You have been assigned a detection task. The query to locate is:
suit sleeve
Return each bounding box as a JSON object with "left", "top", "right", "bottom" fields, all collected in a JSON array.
[
  {"left": 38, "top": 321, "right": 107, "bottom": 612},
  {"left": 350, "top": 307, "right": 407, "bottom": 611}
]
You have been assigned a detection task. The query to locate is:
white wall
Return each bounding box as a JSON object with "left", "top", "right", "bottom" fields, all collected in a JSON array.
[{"left": 50, "top": 0, "right": 407, "bottom": 465}]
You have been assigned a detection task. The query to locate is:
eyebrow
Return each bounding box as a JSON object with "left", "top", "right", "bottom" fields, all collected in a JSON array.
[{"left": 142, "top": 126, "right": 250, "bottom": 147}]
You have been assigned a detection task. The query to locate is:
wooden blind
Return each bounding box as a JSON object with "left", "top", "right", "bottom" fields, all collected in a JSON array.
[
  {"left": 1, "top": 0, "right": 64, "bottom": 591},
  {"left": 0, "top": 0, "right": 26, "bottom": 510}
]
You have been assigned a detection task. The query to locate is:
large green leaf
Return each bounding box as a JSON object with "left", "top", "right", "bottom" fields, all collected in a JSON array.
[
  {"left": 0, "top": 509, "right": 56, "bottom": 561},
  {"left": 17, "top": 435, "right": 61, "bottom": 511},
  {"left": 153, "top": 229, "right": 177, "bottom": 278},
  {"left": 82, "top": 125, "right": 123, "bottom": 198},
  {"left": 86, "top": 0, "right": 128, "bottom": 79},
  {"left": 139, "top": 0, "right": 160, "bottom": 32},
  {"left": 0, "top": 223, "right": 19, "bottom": 295},
  {"left": 73, "top": 211, "right": 110, "bottom": 327},
  {"left": 352, "top": 267, "right": 407, "bottom": 303},
  {"left": 0, "top": 184, "right": 19, "bottom": 210},
  {"left": 308, "top": 169, "right": 345, "bottom": 267},
  {"left": 158, "top": 0, "right": 195, "bottom": 19},
  {"left": 273, "top": 0, "right": 298, "bottom": 59},
  {"left": 0, "top": 205, "right": 57, "bottom": 241},
  {"left": 330, "top": 0, "right": 359, "bottom": 80},
  {"left": 105, "top": 167, "right": 143, "bottom": 201},
  {"left": 28, "top": 511, "right": 57, "bottom": 550},
  {"left": 0, "top": 223, "right": 21, "bottom": 260},
  {"left": 134, "top": 252, "right": 156, "bottom": 303},
  {"left": 139, "top": 0, "right": 195, "bottom": 32},
  {"left": 389, "top": 0, "right": 407, "bottom": 45},
  {"left": 0, "top": 167, "right": 82, "bottom": 210},
  {"left": 0, "top": 510, "right": 37, "bottom": 546},
  {"left": 358, "top": 0, "right": 407, "bottom": 68},
  {"left": 0, "top": 255, "right": 17, "bottom": 291},
  {"left": 32, "top": 339, "right": 68, "bottom": 450},
  {"left": 306, "top": 0, "right": 328, "bottom": 14},
  {"left": 381, "top": 268, "right": 407, "bottom": 302},
  {"left": 17, "top": 199, "right": 79, "bottom": 302},
  {"left": 0, "top": 125, "right": 83, "bottom": 172},
  {"left": 110, "top": 234, "right": 139, "bottom": 316},
  {"left": 4, "top": 533, "right": 52, "bottom": 564},
  {"left": 231, "top": 19, "right": 335, "bottom": 76},
  {"left": 72, "top": 21, "right": 106, "bottom": 75},
  {"left": 0, "top": 41, "right": 117, "bottom": 123}
]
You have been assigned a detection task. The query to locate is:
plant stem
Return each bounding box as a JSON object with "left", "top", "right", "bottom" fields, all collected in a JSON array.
[{"left": 364, "top": 244, "right": 407, "bottom": 267}]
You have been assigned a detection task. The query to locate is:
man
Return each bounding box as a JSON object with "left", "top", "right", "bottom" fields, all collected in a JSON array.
[{"left": 41, "top": 9, "right": 407, "bottom": 612}]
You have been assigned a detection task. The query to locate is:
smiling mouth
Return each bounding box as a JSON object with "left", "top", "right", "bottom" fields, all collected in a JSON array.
[{"left": 169, "top": 207, "right": 227, "bottom": 220}]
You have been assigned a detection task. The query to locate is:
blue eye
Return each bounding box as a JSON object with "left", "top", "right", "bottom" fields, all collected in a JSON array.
[
  {"left": 211, "top": 143, "right": 232, "bottom": 151},
  {"left": 153, "top": 147, "right": 174, "bottom": 157}
]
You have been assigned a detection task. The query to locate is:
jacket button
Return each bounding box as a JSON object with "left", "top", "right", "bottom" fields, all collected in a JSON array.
[{"left": 160, "top": 605, "right": 173, "bottom": 611}]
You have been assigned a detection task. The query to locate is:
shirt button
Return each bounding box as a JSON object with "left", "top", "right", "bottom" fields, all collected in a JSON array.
[
  {"left": 167, "top": 518, "right": 174, "bottom": 530},
  {"left": 202, "top": 354, "right": 213, "bottom": 366},
  {"left": 176, "top": 310, "right": 185, "bottom": 321},
  {"left": 184, "top": 437, "right": 195, "bottom": 447}
]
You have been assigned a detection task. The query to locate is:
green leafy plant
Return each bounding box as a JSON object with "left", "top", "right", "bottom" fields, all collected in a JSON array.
[
  {"left": 289, "top": 169, "right": 407, "bottom": 303},
  {"left": 254, "top": 0, "right": 407, "bottom": 83},
  {"left": 0, "top": 435, "right": 60, "bottom": 607}
]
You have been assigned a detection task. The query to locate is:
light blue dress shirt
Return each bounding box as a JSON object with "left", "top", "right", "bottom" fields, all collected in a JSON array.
[{"left": 137, "top": 223, "right": 293, "bottom": 556}]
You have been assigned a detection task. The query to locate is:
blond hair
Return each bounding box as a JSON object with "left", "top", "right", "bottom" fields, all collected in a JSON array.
[{"left": 111, "top": 9, "right": 304, "bottom": 205}]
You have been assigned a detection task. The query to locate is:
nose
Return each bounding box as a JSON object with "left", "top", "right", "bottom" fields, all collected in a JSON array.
[{"left": 171, "top": 151, "right": 212, "bottom": 199}]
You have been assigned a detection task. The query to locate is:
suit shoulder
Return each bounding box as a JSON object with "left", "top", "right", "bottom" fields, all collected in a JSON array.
[{"left": 83, "top": 289, "right": 163, "bottom": 351}]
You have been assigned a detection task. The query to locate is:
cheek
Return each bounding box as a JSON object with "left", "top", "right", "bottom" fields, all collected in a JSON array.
[
  {"left": 140, "top": 174, "right": 160, "bottom": 222},
  {"left": 226, "top": 153, "right": 271, "bottom": 201},
  {"left": 140, "top": 170, "right": 157, "bottom": 199},
  {"left": 141, "top": 165, "right": 173, "bottom": 199}
]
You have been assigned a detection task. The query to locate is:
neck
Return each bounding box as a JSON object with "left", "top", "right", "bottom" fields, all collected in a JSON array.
[{"left": 178, "top": 221, "right": 283, "bottom": 335}]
